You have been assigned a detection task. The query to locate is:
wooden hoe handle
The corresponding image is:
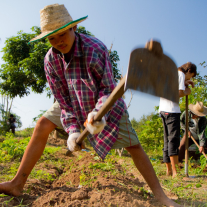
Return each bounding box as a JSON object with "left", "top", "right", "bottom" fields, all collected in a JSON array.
[
  {"left": 75, "top": 76, "right": 126, "bottom": 145},
  {"left": 190, "top": 135, "right": 207, "bottom": 160}
]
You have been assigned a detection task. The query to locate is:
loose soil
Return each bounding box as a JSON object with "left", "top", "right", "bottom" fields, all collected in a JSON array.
[{"left": 0, "top": 136, "right": 206, "bottom": 207}]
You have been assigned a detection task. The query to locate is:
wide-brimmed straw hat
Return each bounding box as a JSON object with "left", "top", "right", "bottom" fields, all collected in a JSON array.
[
  {"left": 189, "top": 101, "right": 207, "bottom": 117},
  {"left": 30, "top": 4, "right": 88, "bottom": 42}
]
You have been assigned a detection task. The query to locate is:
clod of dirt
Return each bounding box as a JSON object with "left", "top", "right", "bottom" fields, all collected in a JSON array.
[
  {"left": 71, "top": 190, "right": 88, "bottom": 200},
  {"left": 92, "top": 180, "right": 100, "bottom": 188},
  {"left": 89, "top": 192, "right": 102, "bottom": 203}
]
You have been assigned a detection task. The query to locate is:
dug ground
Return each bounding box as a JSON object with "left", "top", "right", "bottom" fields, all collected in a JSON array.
[{"left": 0, "top": 131, "right": 206, "bottom": 207}]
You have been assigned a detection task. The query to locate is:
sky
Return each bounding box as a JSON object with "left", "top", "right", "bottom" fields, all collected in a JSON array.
[{"left": 0, "top": 0, "right": 207, "bottom": 129}]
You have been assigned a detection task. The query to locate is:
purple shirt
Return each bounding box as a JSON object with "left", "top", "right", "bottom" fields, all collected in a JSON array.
[{"left": 44, "top": 33, "right": 126, "bottom": 159}]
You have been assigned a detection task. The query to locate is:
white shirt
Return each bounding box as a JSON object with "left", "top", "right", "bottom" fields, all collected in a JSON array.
[{"left": 159, "top": 71, "right": 185, "bottom": 113}]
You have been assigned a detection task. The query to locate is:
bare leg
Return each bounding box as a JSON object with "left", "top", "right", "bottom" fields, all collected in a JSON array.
[
  {"left": 0, "top": 116, "right": 57, "bottom": 196},
  {"left": 170, "top": 155, "right": 178, "bottom": 178},
  {"left": 165, "top": 162, "right": 172, "bottom": 176},
  {"left": 126, "top": 144, "right": 181, "bottom": 207},
  {"left": 178, "top": 135, "right": 187, "bottom": 162}
]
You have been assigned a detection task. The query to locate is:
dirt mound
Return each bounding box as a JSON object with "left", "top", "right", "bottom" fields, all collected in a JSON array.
[
  {"left": 47, "top": 135, "right": 66, "bottom": 146},
  {"left": 0, "top": 149, "right": 170, "bottom": 206},
  {"left": 1, "top": 132, "right": 186, "bottom": 207}
]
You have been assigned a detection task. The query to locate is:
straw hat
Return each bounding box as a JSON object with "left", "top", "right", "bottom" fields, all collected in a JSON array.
[
  {"left": 30, "top": 4, "right": 88, "bottom": 42},
  {"left": 189, "top": 101, "right": 207, "bottom": 117}
]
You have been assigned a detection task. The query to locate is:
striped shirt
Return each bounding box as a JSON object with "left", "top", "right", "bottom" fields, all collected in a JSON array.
[{"left": 44, "top": 33, "right": 126, "bottom": 159}]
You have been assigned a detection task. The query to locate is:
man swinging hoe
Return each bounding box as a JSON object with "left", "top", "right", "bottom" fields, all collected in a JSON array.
[{"left": 0, "top": 4, "right": 181, "bottom": 207}]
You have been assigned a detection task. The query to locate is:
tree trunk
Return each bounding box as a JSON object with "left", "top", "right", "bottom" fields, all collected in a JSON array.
[
  {"left": 5, "top": 96, "right": 9, "bottom": 122},
  {"left": 8, "top": 98, "right": 13, "bottom": 115}
]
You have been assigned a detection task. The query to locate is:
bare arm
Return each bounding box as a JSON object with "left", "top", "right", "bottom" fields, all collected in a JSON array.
[{"left": 179, "top": 88, "right": 191, "bottom": 97}]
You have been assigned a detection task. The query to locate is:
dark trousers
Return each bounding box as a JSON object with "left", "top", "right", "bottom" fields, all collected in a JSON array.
[
  {"left": 160, "top": 112, "right": 180, "bottom": 163},
  {"left": 8, "top": 125, "right": 15, "bottom": 134}
]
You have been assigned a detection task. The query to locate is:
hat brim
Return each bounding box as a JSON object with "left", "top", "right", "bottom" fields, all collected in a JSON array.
[
  {"left": 29, "top": 15, "right": 88, "bottom": 43},
  {"left": 189, "top": 104, "right": 207, "bottom": 117}
]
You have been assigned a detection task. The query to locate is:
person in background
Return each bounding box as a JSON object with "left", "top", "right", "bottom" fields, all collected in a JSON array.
[
  {"left": 159, "top": 62, "right": 197, "bottom": 177},
  {"left": 7, "top": 114, "right": 16, "bottom": 134},
  {"left": 179, "top": 101, "right": 207, "bottom": 161}
]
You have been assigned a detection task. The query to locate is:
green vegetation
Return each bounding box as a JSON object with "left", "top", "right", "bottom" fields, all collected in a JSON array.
[
  {"left": 0, "top": 128, "right": 206, "bottom": 206},
  {"left": 0, "top": 132, "right": 30, "bottom": 163},
  {"left": 0, "top": 132, "right": 63, "bottom": 183},
  {"left": 15, "top": 127, "right": 34, "bottom": 138}
]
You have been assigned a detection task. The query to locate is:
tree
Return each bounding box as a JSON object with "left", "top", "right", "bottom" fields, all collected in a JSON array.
[
  {"left": 0, "top": 26, "right": 122, "bottom": 132},
  {"left": 179, "top": 73, "right": 207, "bottom": 112},
  {"left": 0, "top": 26, "right": 121, "bottom": 99},
  {"left": 0, "top": 26, "right": 50, "bottom": 98},
  {"left": 132, "top": 111, "right": 163, "bottom": 152},
  {"left": 200, "top": 61, "right": 207, "bottom": 68}
]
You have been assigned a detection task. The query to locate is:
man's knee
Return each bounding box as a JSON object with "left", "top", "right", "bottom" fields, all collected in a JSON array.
[
  {"left": 125, "top": 143, "right": 142, "bottom": 152},
  {"left": 35, "top": 116, "right": 57, "bottom": 133}
]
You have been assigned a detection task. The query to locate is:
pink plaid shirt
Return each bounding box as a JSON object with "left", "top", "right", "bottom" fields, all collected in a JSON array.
[{"left": 44, "top": 33, "right": 126, "bottom": 159}]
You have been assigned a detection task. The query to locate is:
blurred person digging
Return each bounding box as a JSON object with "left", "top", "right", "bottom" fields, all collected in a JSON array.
[{"left": 179, "top": 101, "right": 207, "bottom": 161}]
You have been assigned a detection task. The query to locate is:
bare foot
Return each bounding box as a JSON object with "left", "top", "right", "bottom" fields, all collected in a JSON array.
[
  {"left": 0, "top": 181, "right": 23, "bottom": 196},
  {"left": 167, "top": 170, "right": 172, "bottom": 176},
  {"left": 172, "top": 173, "right": 178, "bottom": 179},
  {"left": 166, "top": 163, "right": 172, "bottom": 176},
  {"left": 159, "top": 196, "right": 182, "bottom": 207}
]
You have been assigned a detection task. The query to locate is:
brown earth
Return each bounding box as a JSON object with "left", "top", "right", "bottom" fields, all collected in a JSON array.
[{"left": 0, "top": 136, "right": 206, "bottom": 206}]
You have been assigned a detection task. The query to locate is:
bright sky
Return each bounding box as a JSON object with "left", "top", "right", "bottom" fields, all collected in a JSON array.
[{"left": 0, "top": 0, "right": 207, "bottom": 129}]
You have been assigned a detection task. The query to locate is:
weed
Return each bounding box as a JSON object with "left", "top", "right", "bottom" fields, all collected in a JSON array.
[
  {"left": 117, "top": 182, "right": 126, "bottom": 187},
  {"left": 0, "top": 194, "right": 8, "bottom": 198},
  {"left": 30, "top": 169, "right": 56, "bottom": 181},
  {"left": 89, "top": 162, "right": 115, "bottom": 171},
  {"left": 93, "top": 156, "right": 100, "bottom": 161},
  {"left": 77, "top": 155, "right": 83, "bottom": 161},
  {"left": 79, "top": 172, "right": 97, "bottom": 186},
  {"left": 0, "top": 197, "right": 14, "bottom": 206},
  {"left": 40, "top": 146, "right": 61, "bottom": 160},
  {"left": 105, "top": 156, "right": 116, "bottom": 164},
  {"left": 66, "top": 180, "right": 74, "bottom": 187}
]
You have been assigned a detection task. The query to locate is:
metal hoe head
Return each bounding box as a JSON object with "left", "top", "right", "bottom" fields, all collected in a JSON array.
[{"left": 125, "top": 47, "right": 179, "bottom": 104}]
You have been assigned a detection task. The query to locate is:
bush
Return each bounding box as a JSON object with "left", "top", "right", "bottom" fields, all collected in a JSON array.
[
  {"left": 0, "top": 132, "right": 30, "bottom": 162},
  {"left": 131, "top": 112, "right": 163, "bottom": 153},
  {"left": 15, "top": 127, "right": 34, "bottom": 137}
]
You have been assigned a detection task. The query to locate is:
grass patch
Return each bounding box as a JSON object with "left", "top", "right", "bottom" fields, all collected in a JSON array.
[
  {"left": 15, "top": 127, "right": 34, "bottom": 138},
  {"left": 30, "top": 169, "right": 56, "bottom": 181}
]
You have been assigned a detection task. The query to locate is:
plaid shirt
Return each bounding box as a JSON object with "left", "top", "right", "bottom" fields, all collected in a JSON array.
[
  {"left": 44, "top": 33, "right": 126, "bottom": 159},
  {"left": 180, "top": 110, "right": 207, "bottom": 147}
]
